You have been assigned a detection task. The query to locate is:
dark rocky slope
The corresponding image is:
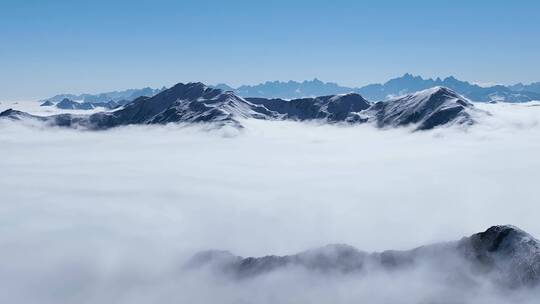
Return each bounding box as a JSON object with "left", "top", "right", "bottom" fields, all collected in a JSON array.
[
  {"left": 362, "top": 86, "right": 479, "bottom": 130},
  {"left": 247, "top": 93, "right": 371, "bottom": 122}
]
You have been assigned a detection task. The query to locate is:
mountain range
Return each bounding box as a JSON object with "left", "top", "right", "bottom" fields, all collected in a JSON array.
[
  {"left": 187, "top": 225, "right": 540, "bottom": 289},
  {"left": 39, "top": 75, "right": 540, "bottom": 111},
  {"left": 216, "top": 74, "right": 540, "bottom": 102},
  {"left": 1, "top": 82, "right": 484, "bottom": 131},
  {"left": 41, "top": 87, "right": 166, "bottom": 109}
]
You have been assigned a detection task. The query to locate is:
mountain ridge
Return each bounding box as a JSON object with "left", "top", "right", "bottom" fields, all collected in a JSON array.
[{"left": 186, "top": 225, "right": 540, "bottom": 289}]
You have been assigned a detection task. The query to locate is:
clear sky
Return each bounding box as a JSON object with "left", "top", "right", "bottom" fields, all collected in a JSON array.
[{"left": 1, "top": 0, "right": 539, "bottom": 100}]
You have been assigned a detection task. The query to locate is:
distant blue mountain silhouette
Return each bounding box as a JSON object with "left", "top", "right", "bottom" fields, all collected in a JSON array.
[
  {"left": 215, "top": 79, "right": 352, "bottom": 100},
  {"left": 43, "top": 87, "right": 166, "bottom": 104},
  {"left": 214, "top": 74, "right": 540, "bottom": 102},
  {"left": 509, "top": 82, "right": 540, "bottom": 94}
]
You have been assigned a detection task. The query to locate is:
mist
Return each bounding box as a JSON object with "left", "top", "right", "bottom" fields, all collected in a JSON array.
[{"left": 1, "top": 101, "right": 540, "bottom": 303}]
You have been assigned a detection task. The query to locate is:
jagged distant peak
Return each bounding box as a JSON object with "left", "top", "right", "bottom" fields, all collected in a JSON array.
[
  {"left": 400, "top": 72, "right": 420, "bottom": 79},
  {"left": 386, "top": 73, "right": 426, "bottom": 82}
]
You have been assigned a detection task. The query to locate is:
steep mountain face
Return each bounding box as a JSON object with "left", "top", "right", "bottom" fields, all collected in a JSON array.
[
  {"left": 187, "top": 225, "right": 540, "bottom": 289},
  {"left": 247, "top": 93, "right": 371, "bottom": 122},
  {"left": 216, "top": 74, "right": 540, "bottom": 102},
  {"left": 362, "top": 87, "right": 478, "bottom": 130},
  {"left": 87, "top": 82, "right": 273, "bottom": 128},
  {"left": 457, "top": 225, "right": 540, "bottom": 288},
  {"left": 1, "top": 84, "right": 483, "bottom": 131}
]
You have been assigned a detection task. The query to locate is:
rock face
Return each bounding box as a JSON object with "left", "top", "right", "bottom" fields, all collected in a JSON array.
[
  {"left": 457, "top": 225, "right": 540, "bottom": 288},
  {"left": 187, "top": 225, "right": 540, "bottom": 289},
  {"left": 363, "top": 87, "right": 478, "bottom": 130},
  {"left": 1, "top": 83, "right": 484, "bottom": 131}
]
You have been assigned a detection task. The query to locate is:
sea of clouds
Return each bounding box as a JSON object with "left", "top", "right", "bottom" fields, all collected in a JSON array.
[{"left": 1, "top": 101, "right": 540, "bottom": 303}]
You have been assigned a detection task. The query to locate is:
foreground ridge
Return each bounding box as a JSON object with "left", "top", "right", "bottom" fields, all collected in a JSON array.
[
  {"left": 1, "top": 83, "right": 485, "bottom": 131},
  {"left": 187, "top": 225, "right": 540, "bottom": 288}
]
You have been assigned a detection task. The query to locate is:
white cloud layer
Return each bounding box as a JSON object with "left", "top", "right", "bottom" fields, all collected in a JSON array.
[{"left": 1, "top": 101, "right": 540, "bottom": 303}]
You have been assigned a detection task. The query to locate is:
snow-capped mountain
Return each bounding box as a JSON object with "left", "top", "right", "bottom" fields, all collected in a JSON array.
[
  {"left": 186, "top": 225, "right": 540, "bottom": 288},
  {"left": 0, "top": 83, "right": 484, "bottom": 131},
  {"left": 363, "top": 86, "right": 480, "bottom": 130}
]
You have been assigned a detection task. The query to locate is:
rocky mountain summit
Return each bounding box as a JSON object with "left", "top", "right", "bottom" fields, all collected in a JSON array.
[{"left": 363, "top": 86, "right": 478, "bottom": 130}]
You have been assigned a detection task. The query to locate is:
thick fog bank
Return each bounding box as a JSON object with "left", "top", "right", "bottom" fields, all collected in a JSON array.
[{"left": 1, "top": 102, "right": 540, "bottom": 303}]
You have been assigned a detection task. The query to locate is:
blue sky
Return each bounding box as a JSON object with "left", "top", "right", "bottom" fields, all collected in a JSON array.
[{"left": 1, "top": 0, "right": 539, "bottom": 100}]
